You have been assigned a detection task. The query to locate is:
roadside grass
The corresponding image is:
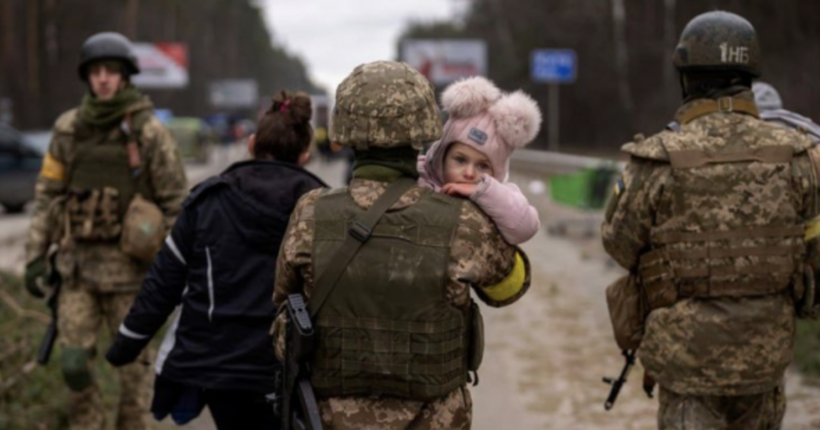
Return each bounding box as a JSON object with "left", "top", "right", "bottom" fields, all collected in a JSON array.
[
  {"left": 795, "top": 319, "right": 820, "bottom": 381},
  {"left": 0, "top": 270, "right": 121, "bottom": 430}
]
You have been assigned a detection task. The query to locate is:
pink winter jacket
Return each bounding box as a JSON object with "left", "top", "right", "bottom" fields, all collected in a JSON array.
[{"left": 417, "top": 153, "right": 540, "bottom": 245}]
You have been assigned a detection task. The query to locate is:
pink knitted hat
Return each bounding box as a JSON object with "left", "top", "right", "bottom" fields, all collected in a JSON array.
[{"left": 425, "top": 76, "right": 542, "bottom": 183}]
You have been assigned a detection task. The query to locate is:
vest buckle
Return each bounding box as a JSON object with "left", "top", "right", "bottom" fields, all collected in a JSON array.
[
  {"left": 349, "top": 221, "right": 372, "bottom": 242},
  {"left": 718, "top": 97, "right": 734, "bottom": 113}
]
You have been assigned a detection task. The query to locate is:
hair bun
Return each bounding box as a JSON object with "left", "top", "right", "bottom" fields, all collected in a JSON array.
[
  {"left": 441, "top": 76, "right": 501, "bottom": 119},
  {"left": 490, "top": 90, "right": 542, "bottom": 148}
]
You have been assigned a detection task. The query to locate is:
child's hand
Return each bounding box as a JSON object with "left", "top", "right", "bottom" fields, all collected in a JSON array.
[{"left": 442, "top": 182, "right": 478, "bottom": 198}]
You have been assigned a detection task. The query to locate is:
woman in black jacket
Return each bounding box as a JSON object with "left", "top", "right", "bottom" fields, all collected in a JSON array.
[{"left": 105, "top": 91, "right": 326, "bottom": 429}]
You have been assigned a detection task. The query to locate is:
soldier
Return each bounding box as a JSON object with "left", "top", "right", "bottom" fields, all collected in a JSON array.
[
  {"left": 272, "top": 61, "right": 532, "bottom": 430},
  {"left": 22, "top": 32, "right": 187, "bottom": 430},
  {"left": 602, "top": 11, "right": 820, "bottom": 430},
  {"left": 752, "top": 81, "right": 820, "bottom": 141}
]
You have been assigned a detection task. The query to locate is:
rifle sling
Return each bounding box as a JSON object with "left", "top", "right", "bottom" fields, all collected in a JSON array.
[{"left": 307, "top": 177, "right": 416, "bottom": 318}]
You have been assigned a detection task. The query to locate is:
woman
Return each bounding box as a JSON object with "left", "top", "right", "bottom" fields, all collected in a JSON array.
[{"left": 105, "top": 91, "right": 326, "bottom": 429}]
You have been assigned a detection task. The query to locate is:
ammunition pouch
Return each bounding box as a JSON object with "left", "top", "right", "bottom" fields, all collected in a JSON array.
[
  {"left": 67, "top": 187, "right": 122, "bottom": 241},
  {"left": 605, "top": 274, "right": 648, "bottom": 351},
  {"left": 467, "top": 299, "right": 484, "bottom": 373},
  {"left": 120, "top": 193, "right": 166, "bottom": 263}
]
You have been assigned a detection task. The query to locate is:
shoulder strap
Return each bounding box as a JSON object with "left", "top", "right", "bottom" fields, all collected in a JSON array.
[{"left": 308, "top": 177, "right": 416, "bottom": 318}]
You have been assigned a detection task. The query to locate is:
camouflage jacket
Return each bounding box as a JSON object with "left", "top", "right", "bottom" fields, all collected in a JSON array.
[
  {"left": 25, "top": 99, "right": 187, "bottom": 292},
  {"left": 602, "top": 91, "right": 820, "bottom": 396},
  {"left": 273, "top": 178, "right": 531, "bottom": 429}
]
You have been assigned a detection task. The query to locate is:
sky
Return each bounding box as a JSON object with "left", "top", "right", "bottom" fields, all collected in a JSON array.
[{"left": 261, "top": 0, "right": 466, "bottom": 94}]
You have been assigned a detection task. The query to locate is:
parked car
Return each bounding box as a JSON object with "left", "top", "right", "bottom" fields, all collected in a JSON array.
[
  {"left": 166, "top": 117, "right": 215, "bottom": 163},
  {"left": 0, "top": 125, "right": 46, "bottom": 213}
]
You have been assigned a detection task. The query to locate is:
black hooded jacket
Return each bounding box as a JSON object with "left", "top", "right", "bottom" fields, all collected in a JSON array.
[{"left": 116, "top": 160, "right": 326, "bottom": 392}]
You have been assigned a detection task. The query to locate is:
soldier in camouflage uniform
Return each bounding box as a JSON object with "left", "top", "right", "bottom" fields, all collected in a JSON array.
[
  {"left": 272, "top": 61, "right": 532, "bottom": 430},
  {"left": 602, "top": 11, "right": 820, "bottom": 430},
  {"left": 22, "top": 32, "right": 187, "bottom": 430}
]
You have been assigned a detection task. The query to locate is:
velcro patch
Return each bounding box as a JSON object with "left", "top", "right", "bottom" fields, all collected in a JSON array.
[
  {"left": 613, "top": 178, "right": 625, "bottom": 196},
  {"left": 40, "top": 152, "right": 65, "bottom": 182},
  {"left": 468, "top": 128, "right": 488, "bottom": 145}
]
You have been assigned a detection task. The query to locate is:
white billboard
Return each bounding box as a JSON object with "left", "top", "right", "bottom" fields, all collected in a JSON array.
[
  {"left": 131, "top": 43, "right": 189, "bottom": 89},
  {"left": 209, "top": 79, "right": 259, "bottom": 109},
  {"left": 400, "top": 40, "right": 487, "bottom": 85}
]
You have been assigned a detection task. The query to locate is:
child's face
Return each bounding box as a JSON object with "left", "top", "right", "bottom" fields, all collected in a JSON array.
[{"left": 443, "top": 142, "right": 493, "bottom": 184}]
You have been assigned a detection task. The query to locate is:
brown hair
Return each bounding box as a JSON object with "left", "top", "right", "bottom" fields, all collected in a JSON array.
[{"left": 253, "top": 91, "right": 313, "bottom": 163}]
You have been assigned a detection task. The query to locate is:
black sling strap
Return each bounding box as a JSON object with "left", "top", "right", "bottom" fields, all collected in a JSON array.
[{"left": 307, "top": 177, "right": 417, "bottom": 318}]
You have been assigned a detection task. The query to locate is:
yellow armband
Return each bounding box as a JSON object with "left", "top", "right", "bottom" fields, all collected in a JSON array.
[
  {"left": 806, "top": 215, "right": 820, "bottom": 242},
  {"left": 483, "top": 252, "right": 527, "bottom": 303},
  {"left": 40, "top": 152, "right": 66, "bottom": 182}
]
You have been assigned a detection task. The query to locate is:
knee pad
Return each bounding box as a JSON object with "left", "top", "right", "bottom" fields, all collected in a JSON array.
[{"left": 61, "top": 347, "right": 93, "bottom": 391}]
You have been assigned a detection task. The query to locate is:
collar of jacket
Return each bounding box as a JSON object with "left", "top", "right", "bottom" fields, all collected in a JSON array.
[{"left": 675, "top": 90, "right": 760, "bottom": 125}]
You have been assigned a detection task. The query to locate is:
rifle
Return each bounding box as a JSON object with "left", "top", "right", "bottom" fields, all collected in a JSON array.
[
  {"left": 37, "top": 254, "right": 62, "bottom": 365},
  {"left": 279, "top": 294, "right": 323, "bottom": 430},
  {"left": 602, "top": 349, "right": 636, "bottom": 410}
]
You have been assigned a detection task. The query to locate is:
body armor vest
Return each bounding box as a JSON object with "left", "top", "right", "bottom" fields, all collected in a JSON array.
[
  {"left": 67, "top": 113, "right": 153, "bottom": 241},
  {"left": 639, "top": 130, "right": 806, "bottom": 307},
  {"left": 310, "top": 188, "right": 467, "bottom": 401}
]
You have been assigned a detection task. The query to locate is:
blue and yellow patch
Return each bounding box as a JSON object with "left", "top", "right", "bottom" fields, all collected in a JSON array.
[{"left": 613, "top": 178, "right": 625, "bottom": 196}]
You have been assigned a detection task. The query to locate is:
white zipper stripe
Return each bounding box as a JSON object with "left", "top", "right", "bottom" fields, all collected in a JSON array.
[
  {"left": 118, "top": 323, "right": 151, "bottom": 340},
  {"left": 165, "top": 236, "right": 187, "bottom": 265},
  {"left": 206, "top": 246, "right": 215, "bottom": 322}
]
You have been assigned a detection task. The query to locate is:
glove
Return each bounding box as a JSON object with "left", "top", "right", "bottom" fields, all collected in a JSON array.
[
  {"left": 105, "top": 334, "right": 147, "bottom": 367},
  {"left": 24, "top": 257, "right": 47, "bottom": 298}
]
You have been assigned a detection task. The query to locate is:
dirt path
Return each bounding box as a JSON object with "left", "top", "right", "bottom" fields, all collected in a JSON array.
[{"left": 470, "top": 171, "right": 820, "bottom": 429}]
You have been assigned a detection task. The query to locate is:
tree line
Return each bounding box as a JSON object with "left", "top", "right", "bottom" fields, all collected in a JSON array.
[
  {"left": 0, "top": 0, "right": 319, "bottom": 129},
  {"left": 400, "top": 0, "right": 820, "bottom": 151}
]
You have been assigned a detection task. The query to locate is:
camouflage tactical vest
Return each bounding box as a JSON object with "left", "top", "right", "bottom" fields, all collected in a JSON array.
[
  {"left": 66, "top": 111, "right": 153, "bottom": 241},
  {"left": 638, "top": 118, "right": 809, "bottom": 308},
  {"left": 310, "top": 187, "right": 467, "bottom": 401}
]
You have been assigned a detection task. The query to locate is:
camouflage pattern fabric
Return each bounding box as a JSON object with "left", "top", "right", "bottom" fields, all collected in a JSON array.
[
  {"left": 273, "top": 178, "right": 529, "bottom": 429},
  {"left": 657, "top": 385, "right": 785, "bottom": 430},
  {"left": 59, "top": 284, "right": 153, "bottom": 430},
  {"left": 602, "top": 90, "right": 820, "bottom": 400},
  {"left": 24, "top": 98, "right": 184, "bottom": 430},
  {"left": 25, "top": 100, "right": 188, "bottom": 291},
  {"left": 330, "top": 61, "right": 442, "bottom": 150}
]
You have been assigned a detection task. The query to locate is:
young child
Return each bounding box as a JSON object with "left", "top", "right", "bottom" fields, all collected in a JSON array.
[{"left": 418, "top": 76, "right": 542, "bottom": 245}]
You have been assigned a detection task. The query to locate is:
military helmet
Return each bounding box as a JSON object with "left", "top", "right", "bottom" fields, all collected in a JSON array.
[
  {"left": 78, "top": 32, "right": 140, "bottom": 81},
  {"left": 752, "top": 81, "right": 783, "bottom": 111},
  {"left": 673, "top": 11, "right": 761, "bottom": 77},
  {"left": 330, "top": 61, "right": 441, "bottom": 150}
]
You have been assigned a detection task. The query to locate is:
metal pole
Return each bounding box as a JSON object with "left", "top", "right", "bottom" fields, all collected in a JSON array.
[{"left": 548, "top": 83, "right": 560, "bottom": 151}]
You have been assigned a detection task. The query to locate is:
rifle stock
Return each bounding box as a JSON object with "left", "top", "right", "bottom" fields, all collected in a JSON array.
[{"left": 281, "top": 294, "right": 323, "bottom": 430}]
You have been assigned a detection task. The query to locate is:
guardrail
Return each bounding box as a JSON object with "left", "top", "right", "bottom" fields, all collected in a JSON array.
[{"left": 510, "top": 149, "right": 625, "bottom": 174}]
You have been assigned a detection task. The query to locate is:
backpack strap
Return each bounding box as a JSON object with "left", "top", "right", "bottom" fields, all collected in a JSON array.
[{"left": 308, "top": 177, "right": 417, "bottom": 318}]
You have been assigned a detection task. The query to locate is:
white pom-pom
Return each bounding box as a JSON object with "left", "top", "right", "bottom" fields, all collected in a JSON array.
[
  {"left": 490, "top": 90, "right": 542, "bottom": 148},
  {"left": 441, "top": 76, "right": 502, "bottom": 119}
]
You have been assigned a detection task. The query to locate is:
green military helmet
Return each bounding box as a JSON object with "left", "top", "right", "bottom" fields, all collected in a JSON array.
[
  {"left": 330, "top": 61, "right": 442, "bottom": 150},
  {"left": 672, "top": 11, "right": 761, "bottom": 77},
  {"left": 78, "top": 32, "right": 140, "bottom": 81}
]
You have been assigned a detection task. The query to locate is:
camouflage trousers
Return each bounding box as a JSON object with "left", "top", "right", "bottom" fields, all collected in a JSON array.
[
  {"left": 319, "top": 386, "right": 472, "bottom": 430},
  {"left": 658, "top": 384, "right": 785, "bottom": 430},
  {"left": 58, "top": 282, "right": 153, "bottom": 430}
]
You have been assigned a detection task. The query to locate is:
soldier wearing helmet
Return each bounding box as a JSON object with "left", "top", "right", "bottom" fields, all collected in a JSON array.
[
  {"left": 753, "top": 81, "right": 820, "bottom": 142},
  {"left": 23, "top": 32, "right": 187, "bottom": 430},
  {"left": 602, "top": 11, "right": 820, "bottom": 429},
  {"left": 271, "top": 61, "right": 531, "bottom": 429}
]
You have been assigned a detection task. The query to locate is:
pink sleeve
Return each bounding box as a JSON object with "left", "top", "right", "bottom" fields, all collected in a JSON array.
[{"left": 470, "top": 176, "right": 540, "bottom": 244}]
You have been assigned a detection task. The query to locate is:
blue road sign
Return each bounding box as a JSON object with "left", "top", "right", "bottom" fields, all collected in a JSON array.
[{"left": 531, "top": 49, "right": 577, "bottom": 83}]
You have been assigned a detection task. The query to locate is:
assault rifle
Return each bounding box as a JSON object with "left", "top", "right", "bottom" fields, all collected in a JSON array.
[
  {"left": 602, "top": 349, "right": 635, "bottom": 410},
  {"left": 37, "top": 255, "right": 62, "bottom": 365},
  {"left": 280, "top": 294, "right": 323, "bottom": 430}
]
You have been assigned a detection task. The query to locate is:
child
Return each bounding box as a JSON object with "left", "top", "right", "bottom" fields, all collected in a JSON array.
[{"left": 419, "top": 76, "right": 542, "bottom": 244}]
